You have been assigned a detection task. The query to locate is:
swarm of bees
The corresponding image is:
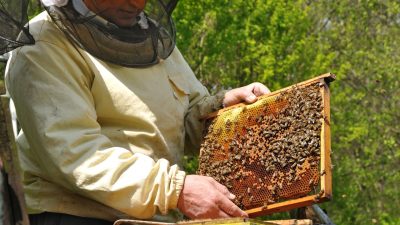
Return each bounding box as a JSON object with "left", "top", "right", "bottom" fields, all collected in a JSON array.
[{"left": 197, "top": 83, "right": 325, "bottom": 210}]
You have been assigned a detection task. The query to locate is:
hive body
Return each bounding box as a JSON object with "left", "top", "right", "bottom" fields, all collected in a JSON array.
[{"left": 198, "top": 74, "right": 334, "bottom": 216}]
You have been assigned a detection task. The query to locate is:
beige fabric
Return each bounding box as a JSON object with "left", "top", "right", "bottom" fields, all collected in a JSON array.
[{"left": 5, "top": 12, "right": 223, "bottom": 222}]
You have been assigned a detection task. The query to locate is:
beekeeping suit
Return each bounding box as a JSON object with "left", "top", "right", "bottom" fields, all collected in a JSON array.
[{"left": 2, "top": 0, "right": 226, "bottom": 222}]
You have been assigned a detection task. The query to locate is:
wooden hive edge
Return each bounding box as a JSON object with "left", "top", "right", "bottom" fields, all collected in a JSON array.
[{"left": 202, "top": 73, "right": 336, "bottom": 120}]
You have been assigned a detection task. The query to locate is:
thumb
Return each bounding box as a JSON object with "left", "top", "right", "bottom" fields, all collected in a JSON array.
[{"left": 245, "top": 93, "right": 257, "bottom": 103}]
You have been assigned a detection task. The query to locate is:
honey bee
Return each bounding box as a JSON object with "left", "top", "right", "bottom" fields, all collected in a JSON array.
[
  {"left": 308, "top": 178, "right": 314, "bottom": 186},
  {"left": 314, "top": 189, "right": 325, "bottom": 201},
  {"left": 215, "top": 128, "right": 223, "bottom": 136},
  {"left": 262, "top": 202, "right": 268, "bottom": 210},
  {"left": 225, "top": 119, "right": 232, "bottom": 131}
]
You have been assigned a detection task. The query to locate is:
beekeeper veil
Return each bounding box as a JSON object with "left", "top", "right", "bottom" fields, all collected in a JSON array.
[
  {"left": 0, "top": 0, "right": 35, "bottom": 56},
  {"left": 41, "top": 0, "right": 179, "bottom": 67}
]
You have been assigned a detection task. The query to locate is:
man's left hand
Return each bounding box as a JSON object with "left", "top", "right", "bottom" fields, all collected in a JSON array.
[{"left": 222, "top": 82, "right": 270, "bottom": 107}]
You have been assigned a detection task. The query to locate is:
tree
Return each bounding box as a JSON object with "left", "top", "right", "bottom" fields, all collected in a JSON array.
[
  {"left": 175, "top": 0, "right": 400, "bottom": 224},
  {"left": 1, "top": 0, "right": 399, "bottom": 224},
  {"left": 174, "top": 0, "right": 334, "bottom": 92}
]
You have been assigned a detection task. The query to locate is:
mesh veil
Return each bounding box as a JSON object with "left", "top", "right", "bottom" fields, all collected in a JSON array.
[
  {"left": 46, "top": 0, "right": 179, "bottom": 67},
  {"left": 0, "top": 0, "right": 35, "bottom": 55}
]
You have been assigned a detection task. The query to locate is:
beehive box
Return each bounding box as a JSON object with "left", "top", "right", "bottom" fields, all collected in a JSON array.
[
  {"left": 197, "top": 73, "right": 335, "bottom": 217},
  {"left": 114, "top": 218, "right": 284, "bottom": 225}
]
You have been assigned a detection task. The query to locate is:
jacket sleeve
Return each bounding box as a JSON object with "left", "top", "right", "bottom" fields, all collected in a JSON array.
[
  {"left": 5, "top": 41, "right": 185, "bottom": 219},
  {"left": 169, "top": 49, "right": 227, "bottom": 156},
  {"left": 184, "top": 89, "right": 227, "bottom": 156}
]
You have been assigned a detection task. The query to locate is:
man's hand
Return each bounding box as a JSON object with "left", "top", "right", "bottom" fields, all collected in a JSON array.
[
  {"left": 177, "top": 175, "right": 248, "bottom": 219},
  {"left": 223, "top": 82, "right": 270, "bottom": 107}
]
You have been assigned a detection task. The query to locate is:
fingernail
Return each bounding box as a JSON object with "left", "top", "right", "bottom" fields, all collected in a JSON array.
[
  {"left": 229, "top": 193, "right": 236, "bottom": 199},
  {"left": 246, "top": 94, "right": 256, "bottom": 102}
]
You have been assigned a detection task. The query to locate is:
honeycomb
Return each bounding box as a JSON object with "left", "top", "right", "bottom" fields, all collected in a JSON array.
[{"left": 197, "top": 80, "right": 329, "bottom": 211}]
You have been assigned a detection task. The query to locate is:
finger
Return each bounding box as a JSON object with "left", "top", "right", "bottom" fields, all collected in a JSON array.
[
  {"left": 244, "top": 92, "right": 257, "bottom": 103},
  {"left": 253, "top": 83, "right": 270, "bottom": 96},
  {"left": 217, "top": 195, "right": 248, "bottom": 218},
  {"left": 250, "top": 82, "right": 270, "bottom": 96},
  {"left": 243, "top": 83, "right": 270, "bottom": 103},
  {"left": 228, "top": 193, "right": 236, "bottom": 200},
  {"left": 210, "top": 178, "right": 235, "bottom": 199}
]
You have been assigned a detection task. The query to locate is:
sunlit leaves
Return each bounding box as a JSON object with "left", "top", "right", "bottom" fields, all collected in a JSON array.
[{"left": 175, "top": 0, "right": 399, "bottom": 224}]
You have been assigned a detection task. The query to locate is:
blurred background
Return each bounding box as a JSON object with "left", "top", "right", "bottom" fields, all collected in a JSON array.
[{"left": 1, "top": 0, "right": 399, "bottom": 224}]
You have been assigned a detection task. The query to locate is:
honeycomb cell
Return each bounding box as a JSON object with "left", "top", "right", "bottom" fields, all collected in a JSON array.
[{"left": 198, "top": 83, "right": 325, "bottom": 210}]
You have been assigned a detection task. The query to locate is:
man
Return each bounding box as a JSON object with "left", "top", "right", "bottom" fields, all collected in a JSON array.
[{"left": 4, "top": 0, "right": 270, "bottom": 224}]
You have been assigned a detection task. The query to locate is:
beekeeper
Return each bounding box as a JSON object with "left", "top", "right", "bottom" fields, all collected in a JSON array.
[{"left": 4, "top": 0, "right": 270, "bottom": 224}]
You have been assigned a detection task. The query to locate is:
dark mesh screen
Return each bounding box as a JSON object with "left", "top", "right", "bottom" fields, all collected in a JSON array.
[
  {"left": 45, "top": 0, "right": 178, "bottom": 67},
  {"left": 0, "top": 0, "right": 35, "bottom": 55}
]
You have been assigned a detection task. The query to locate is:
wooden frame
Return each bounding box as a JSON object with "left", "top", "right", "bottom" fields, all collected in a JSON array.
[
  {"left": 0, "top": 94, "right": 30, "bottom": 225},
  {"left": 202, "top": 73, "right": 335, "bottom": 217}
]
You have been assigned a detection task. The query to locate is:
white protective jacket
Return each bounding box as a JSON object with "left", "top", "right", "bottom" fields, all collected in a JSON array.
[{"left": 5, "top": 11, "right": 224, "bottom": 222}]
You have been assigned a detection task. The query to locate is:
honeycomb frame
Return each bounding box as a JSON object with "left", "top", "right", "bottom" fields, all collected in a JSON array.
[{"left": 197, "top": 73, "right": 335, "bottom": 217}]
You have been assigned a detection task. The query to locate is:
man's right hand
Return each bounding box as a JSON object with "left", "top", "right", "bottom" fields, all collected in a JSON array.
[{"left": 177, "top": 175, "right": 248, "bottom": 219}]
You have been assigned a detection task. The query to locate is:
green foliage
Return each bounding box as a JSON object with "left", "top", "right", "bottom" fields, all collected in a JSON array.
[
  {"left": 0, "top": 62, "right": 5, "bottom": 89},
  {"left": 182, "top": 155, "right": 198, "bottom": 174},
  {"left": 314, "top": 1, "right": 400, "bottom": 224},
  {"left": 1, "top": 0, "right": 398, "bottom": 224},
  {"left": 175, "top": 0, "right": 400, "bottom": 224},
  {"left": 27, "top": 0, "right": 43, "bottom": 20},
  {"left": 175, "top": 0, "right": 335, "bottom": 91}
]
